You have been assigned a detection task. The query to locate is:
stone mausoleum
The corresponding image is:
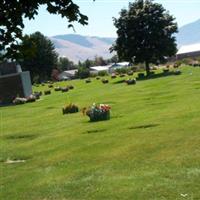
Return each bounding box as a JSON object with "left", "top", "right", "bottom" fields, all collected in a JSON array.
[{"left": 0, "top": 62, "right": 32, "bottom": 104}]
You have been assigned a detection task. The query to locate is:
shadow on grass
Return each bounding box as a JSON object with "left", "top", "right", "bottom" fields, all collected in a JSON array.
[
  {"left": 5, "top": 134, "right": 37, "bottom": 140},
  {"left": 83, "top": 129, "right": 107, "bottom": 134},
  {"left": 113, "top": 79, "right": 126, "bottom": 84},
  {"left": 128, "top": 124, "right": 159, "bottom": 130},
  {"left": 0, "top": 103, "right": 16, "bottom": 108},
  {"left": 136, "top": 71, "right": 181, "bottom": 81},
  {"left": 46, "top": 106, "right": 55, "bottom": 109}
]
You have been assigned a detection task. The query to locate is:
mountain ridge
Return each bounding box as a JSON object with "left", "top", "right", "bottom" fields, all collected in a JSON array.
[{"left": 50, "top": 18, "right": 200, "bottom": 63}]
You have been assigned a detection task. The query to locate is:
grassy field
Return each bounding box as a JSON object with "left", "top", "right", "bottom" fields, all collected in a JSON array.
[{"left": 0, "top": 66, "right": 200, "bottom": 200}]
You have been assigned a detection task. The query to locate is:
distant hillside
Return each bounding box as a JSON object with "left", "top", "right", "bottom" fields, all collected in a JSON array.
[
  {"left": 177, "top": 19, "right": 200, "bottom": 47},
  {"left": 50, "top": 19, "right": 200, "bottom": 62},
  {"left": 50, "top": 34, "right": 115, "bottom": 63}
]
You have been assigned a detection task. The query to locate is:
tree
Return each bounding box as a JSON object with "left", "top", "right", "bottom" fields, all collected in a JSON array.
[
  {"left": 0, "top": 0, "right": 89, "bottom": 60},
  {"left": 20, "top": 32, "right": 58, "bottom": 82},
  {"left": 57, "top": 57, "right": 75, "bottom": 71},
  {"left": 112, "top": 0, "right": 178, "bottom": 76},
  {"left": 94, "top": 56, "right": 107, "bottom": 66},
  {"left": 76, "top": 66, "right": 90, "bottom": 79}
]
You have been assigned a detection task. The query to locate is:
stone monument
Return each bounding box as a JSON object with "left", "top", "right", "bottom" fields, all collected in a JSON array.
[{"left": 0, "top": 62, "right": 32, "bottom": 104}]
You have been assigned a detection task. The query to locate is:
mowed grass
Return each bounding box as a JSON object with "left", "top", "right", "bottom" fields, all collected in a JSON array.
[{"left": 0, "top": 66, "right": 200, "bottom": 200}]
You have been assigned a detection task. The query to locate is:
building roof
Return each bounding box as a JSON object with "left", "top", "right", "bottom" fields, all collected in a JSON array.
[
  {"left": 111, "top": 62, "right": 130, "bottom": 67},
  {"left": 177, "top": 43, "right": 200, "bottom": 55},
  {"left": 63, "top": 69, "right": 77, "bottom": 75},
  {"left": 90, "top": 65, "right": 111, "bottom": 71},
  {"left": 59, "top": 70, "right": 78, "bottom": 79}
]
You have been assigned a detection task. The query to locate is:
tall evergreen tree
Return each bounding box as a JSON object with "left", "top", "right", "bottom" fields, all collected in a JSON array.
[{"left": 20, "top": 32, "right": 58, "bottom": 82}]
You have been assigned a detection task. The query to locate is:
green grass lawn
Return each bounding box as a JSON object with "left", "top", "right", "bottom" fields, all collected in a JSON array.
[{"left": 0, "top": 66, "right": 200, "bottom": 200}]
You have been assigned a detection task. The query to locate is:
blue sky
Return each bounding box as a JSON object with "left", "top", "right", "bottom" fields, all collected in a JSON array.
[{"left": 23, "top": 0, "right": 200, "bottom": 37}]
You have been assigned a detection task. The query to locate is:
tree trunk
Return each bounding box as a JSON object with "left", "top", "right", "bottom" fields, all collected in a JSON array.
[{"left": 145, "top": 61, "right": 150, "bottom": 77}]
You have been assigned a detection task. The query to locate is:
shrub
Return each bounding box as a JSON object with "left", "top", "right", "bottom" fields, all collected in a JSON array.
[
  {"left": 77, "top": 66, "right": 90, "bottom": 79},
  {"left": 96, "top": 76, "right": 100, "bottom": 80},
  {"left": 131, "top": 66, "right": 138, "bottom": 72},
  {"left": 44, "top": 90, "right": 51, "bottom": 95},
  {"left": 115, "top": 67, "right": 130, "bottom": 74},
  {"left": 98, "top": 70, "right": 108, "bottom": 76},
  {"left": 86, "top": 103, "right": 111, "bottom": 122},
  {"left": 126, "top": 78, "right": 136, "bottom": 85},
  {"left": 102, "top": 79, "right": 109, "bottom": 84},
  {"left": 13, "top": 97, "right": 27, "bottom": 105},
  {"left": 62, "top": 104, "right": 79, "bottom": 114}
]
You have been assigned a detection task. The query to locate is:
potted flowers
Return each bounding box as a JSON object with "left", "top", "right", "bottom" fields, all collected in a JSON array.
[{"left": 86, "top": 103, "right": 111, "bottom": 122}]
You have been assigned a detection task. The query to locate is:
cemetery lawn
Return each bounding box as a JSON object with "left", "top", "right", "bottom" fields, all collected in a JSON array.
[{"left": 0, "top": 66, "right": 200, "bottom": 200}]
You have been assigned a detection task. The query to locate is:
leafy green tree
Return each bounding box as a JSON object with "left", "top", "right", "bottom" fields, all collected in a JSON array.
[
  {"left": 94, "top": 56, "right": 107, "bottom": 66},
  {"left": 112, "top": 0, "right": 178, "bottom": 76},
  {"left": 0, "top": 0, "right": 89, "bottom": 60},
  {"left": 20, "top": 32, "right": 58, "bottom": 82},
  {"left": 76, "top": 66, "right": 90, "bottom": 79},
  {"left": 58, "top": 57, "right": 75, "bottom": 71}
]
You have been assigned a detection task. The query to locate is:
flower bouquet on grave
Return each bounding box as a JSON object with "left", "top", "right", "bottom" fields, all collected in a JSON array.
[{"left": 86, "top": 103, "right": 111, "bottom": 122}]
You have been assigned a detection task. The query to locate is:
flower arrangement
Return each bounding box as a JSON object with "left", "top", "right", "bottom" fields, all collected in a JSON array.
[
  {"left": 111, "top": 73, "right": 117, "bottom": 78},
  {"left": 44, "top": 90, "right": 51, "bottom": 95},
  {"left": 13, "top": 97, "right": 27, "bottom": 105},
  {"left": 163, "top": 68, "right": 169, "bottom": 73},
  {"left": 48, "top": 84, "right": 53, "bottom": 88},
  {"left": 62, "top": 103, "right": 79, "bottom": 114},
  {"left": 85, "top": 79, "right": 91, "bottom": 83},
  {"left": 26, "top": 94, "right": 36, "bottom": 103},
  {"left": 138, "top": 72, "right": 145, "bottom": 79},
  {"left": 54, "top": 86, "right": 61, "bottom": 91},
  {"left": 86, "top": 103, "right": 111, "bottom": 122},
  {"left": 119, "top": 74, "right": 126, "bottom": 77},
  {"left": 61, "top": 87, "right": 69, "bottom": 92},
  {"left": 67, "top": 85, "right": 74, "bottom": 90},
  {"left": 33, "top": 91, "right": 42, "bottom": 99},
  {"left": 174, "top": 70, "right": 181, "bottom": 75},
  {"left": 127, "top": 71, "right": 133, "bottom": 76},
  {"left": 126, "top": 78, "right": 136, "bottom": 85},
  {"left": 101, "top": 79, "right": 109, "bottom": 84}
]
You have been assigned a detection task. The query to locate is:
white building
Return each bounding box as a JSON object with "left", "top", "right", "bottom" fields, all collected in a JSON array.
[
  {"left": 108, "top": 62, "right": 131, "bottom": 73},
  {"left": 58, "top": 69, "right": 78, "bottom": 80},
  {"left": 90, "top": 65, "right": 111, "bottom": 75},
  {"left": 176, "top": 43, "right": 200, "bottom": 59},
  {"left": 90, "top": 62, "right": 131, "bottom": 74}
]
